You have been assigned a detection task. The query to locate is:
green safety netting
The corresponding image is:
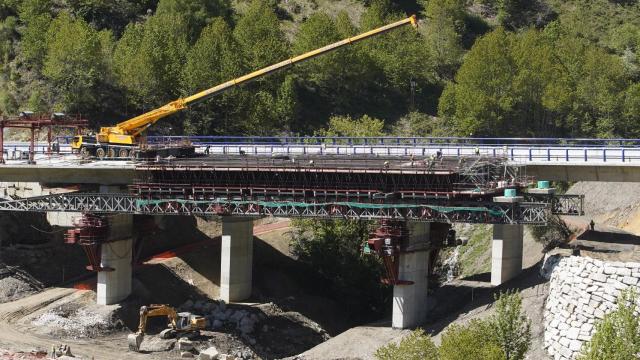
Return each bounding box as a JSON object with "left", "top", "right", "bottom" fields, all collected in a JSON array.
[{"left": 135, "top": 198, "right": 505, "bottom": 217}]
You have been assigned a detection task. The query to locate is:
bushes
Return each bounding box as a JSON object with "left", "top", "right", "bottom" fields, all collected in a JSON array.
[
  {"left": 375, "top": 291, "right": 531, "bottom": 360},
  {"left": 290, "top": 219, "right": 390, "bottom": 322},
  {"left": 375, "top": 329, "right": 439, "bottom": 360},
  {"left": 439, "top": 320, "right": 503, "bottom": 360},
  {"left": 580, "top": 289, "right": 640, "bottom": 360}
]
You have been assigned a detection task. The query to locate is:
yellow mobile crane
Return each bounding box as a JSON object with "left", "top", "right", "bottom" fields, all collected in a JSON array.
[{"left": 71, "top": 15, "right": 418, "bottom": 159}]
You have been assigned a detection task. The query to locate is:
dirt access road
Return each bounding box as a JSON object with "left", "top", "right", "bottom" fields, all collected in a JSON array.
[
  {"left": 0, "top": 219, "right": 293, "bottom": 360},
  {"left": 0, "top": 287, "right": 152, "bottom": 360}
]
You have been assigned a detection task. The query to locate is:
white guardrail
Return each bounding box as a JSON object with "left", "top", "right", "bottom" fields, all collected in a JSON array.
[{"left": 4, "top": 142, "right": 640, "bottom": 163}]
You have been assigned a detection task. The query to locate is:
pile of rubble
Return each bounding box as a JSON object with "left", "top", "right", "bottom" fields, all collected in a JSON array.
[
  {"left": 177, "top": 340, "right": 249, "bottom": 360},
  {"left": 178, "top": 299, "right": 263, "bottom": 340},
  {"left": 32, "top": 304, "right": 123, "bottom": 339}
]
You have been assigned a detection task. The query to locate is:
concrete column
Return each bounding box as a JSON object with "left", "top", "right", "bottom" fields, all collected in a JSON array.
[
  {"left": 97, "top": 214, "right": 133, "bottom": 305},
  {"left": 392, "top": 222, "right": 430, "bottom": 329},
  {"left": 220, "top": 217, "right": 254, "bottom": 303},
  {"left": 491, "top": 224, "right": 524, "bottom": 286}
]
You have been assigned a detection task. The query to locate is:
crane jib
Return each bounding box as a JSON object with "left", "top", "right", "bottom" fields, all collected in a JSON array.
[
  {"left": 183, "top": 16, "right": 417, "bottom": 106},
  {"left": 94, "top": 15, "right": 418, "bottom": 145}
]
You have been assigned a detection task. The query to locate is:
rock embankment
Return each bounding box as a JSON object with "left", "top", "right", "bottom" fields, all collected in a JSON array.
[{"left": 542, "top": 254, "right": 640, "bottom": 360}]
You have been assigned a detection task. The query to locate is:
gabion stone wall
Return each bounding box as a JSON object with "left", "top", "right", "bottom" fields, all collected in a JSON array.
[{"left": 541, "top": 255, "right": 640, "bottom": 360}]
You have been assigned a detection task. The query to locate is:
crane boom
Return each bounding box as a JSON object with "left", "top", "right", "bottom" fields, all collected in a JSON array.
[{"left": 97, "top": 15, "right": 417, "bottom": 143}]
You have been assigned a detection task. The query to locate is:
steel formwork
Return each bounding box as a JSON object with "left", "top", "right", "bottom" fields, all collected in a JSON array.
[{"left": 132, "top": 155, "right": 533, "bottom": 203}]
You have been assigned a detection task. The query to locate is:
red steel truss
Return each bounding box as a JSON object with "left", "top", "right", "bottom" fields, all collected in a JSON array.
[{"left": 0, "top": 113, "right": 88, "bottom": 164}]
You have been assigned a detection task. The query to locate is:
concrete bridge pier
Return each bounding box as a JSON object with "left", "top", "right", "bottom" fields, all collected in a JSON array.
[
  {"left": 220, "top": 217, "right": 254, "bottom": 302},
  {"left": 491, "top": 224, "right": 524, "bottom": 286},
  {"left": 392, "top": 222, "right": 431, "bottom": 329},
  {"left": 97, "top": 214, "right": 133, "bottom": 305}
]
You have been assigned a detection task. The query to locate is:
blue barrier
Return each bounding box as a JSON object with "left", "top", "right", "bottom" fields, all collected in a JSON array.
[{"left": 51, "top": 135, "right": 640, "bottom": 148}]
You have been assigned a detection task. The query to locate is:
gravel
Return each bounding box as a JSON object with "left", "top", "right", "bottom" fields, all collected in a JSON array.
[
  {"left": 0, "top": 276, "right": 37, "bottom": 303},
  {"left": 32, "top": 307, "right": 119, "bottom": 339}
]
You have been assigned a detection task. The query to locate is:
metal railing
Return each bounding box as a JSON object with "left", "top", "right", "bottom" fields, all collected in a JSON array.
[
  {"left": 7, "top": 136, "right": 640, "bottom": 163},
  {"left": 48, "top": 135, "right": 640, "bottom": 147}
]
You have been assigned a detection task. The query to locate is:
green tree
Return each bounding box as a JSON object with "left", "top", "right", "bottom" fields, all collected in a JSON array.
[
  {"left": 18, "top": 0, "right": 52, "bottom": 68},
  {"left": 229, "top": 0, "right": 293, "bottom": 134},
  {"left": 375, "top": 329, "right": 439, "bottom": 360},
  {"left": 580, "top": 289, "right": 640, "bottom": 360},
  {"left": 622, "top": 83, "right": 640, "bottom": 137},
  {"left": 489, "top": 290, "right": 531, "bottom": 360},
  {"left": 291, "top": 12, "right": 380, "bottom": 131},
  {"left": 42, "top": 12, "right": 107, "bottom": 113},
  {"left": 156, "top": 0, "right": 233, "bottom": 41},
  {"left": 0, "top": 14, "right": 16, "bottom": 63},
  {"left": 65, "top": 0, "right": 156, "bottom": 36},
  {"left": 113, "top": 13, "right": 188, "bottom": 112},
  {"left": 291, "top": 219, "right": 389, "bottom": 322},
  {"left": 422, "top": 0, "right": 465, "bottom": 80},
  {"left": 181, "top": 18, "right": 242, "bottom": 134},
  {"left": 233, "top": 0, "right": 287, "bottom": 71},
  {"left": 392, "top": 112, "right": 452, "bottom": 137},
  {"left": 316, "top": 114, "right": 386, "bottom": 139},
  {"left": 439, "top": 320, "right": 504, "bottom": 360},
  {"left": 439, "top": 28, "right": 517, "bottom": 136}
]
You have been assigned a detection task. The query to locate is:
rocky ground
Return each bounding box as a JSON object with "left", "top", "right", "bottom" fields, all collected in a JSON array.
[{"left": 0, "top": 216, "right": 338, "bottom": 360}]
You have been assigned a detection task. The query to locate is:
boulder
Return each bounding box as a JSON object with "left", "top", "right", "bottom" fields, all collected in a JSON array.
[
  {"left": 178, "top": 338, "right": 194, "bottom": 352},
  {"left": 199, "top": 346, "right": 220, "bottom": 360},
  {"left": 139, "top": 337, "right": 176, "bottom": 352}
]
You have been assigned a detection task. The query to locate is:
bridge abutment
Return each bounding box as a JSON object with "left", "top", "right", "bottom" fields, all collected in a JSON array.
[
  {"left": 392, "top": 222, "right": 431, "bottom": 329},
  {"left": 491, "top": 224, "right": 524, "bottom": 286},
  {"left": 97, "top": 214, "right": 133, "bottom": 305},
  {"left": 220, "top": 217, "right": 254, "bottom": 302}
]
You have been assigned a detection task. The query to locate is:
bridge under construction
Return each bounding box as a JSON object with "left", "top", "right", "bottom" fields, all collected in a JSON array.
[{"left": 0, "top": 148, "right": 583, "bottom": 329}]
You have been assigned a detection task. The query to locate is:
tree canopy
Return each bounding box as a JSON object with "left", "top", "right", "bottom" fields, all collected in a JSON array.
[{"left": 0, "top": 0, "right": 637, "bottom": 139}]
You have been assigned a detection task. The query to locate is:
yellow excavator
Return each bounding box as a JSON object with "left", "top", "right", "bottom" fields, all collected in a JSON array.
[
  {"left": 71, "top": 15, "right": 418, "bottom": 159},
  {"left": 128, "top": 304, "right": 206, "bottom": 352}
]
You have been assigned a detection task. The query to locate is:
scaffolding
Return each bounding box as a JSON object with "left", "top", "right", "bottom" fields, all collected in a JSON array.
[{"left": 0, "top": 113, "right": 88, "bottom": 164}]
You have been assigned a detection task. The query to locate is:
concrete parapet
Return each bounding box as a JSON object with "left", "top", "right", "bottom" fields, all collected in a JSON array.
[{"left": 220, "top": 217, "right": 254, "bottom": 302}]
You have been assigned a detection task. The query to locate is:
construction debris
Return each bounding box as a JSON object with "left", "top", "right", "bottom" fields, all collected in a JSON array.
[
  {"left": 198, "top": 346, "right": 219, "bottom": 360},
  {"left": 50, "top": 344, "right": 73, "bottom": 358}
]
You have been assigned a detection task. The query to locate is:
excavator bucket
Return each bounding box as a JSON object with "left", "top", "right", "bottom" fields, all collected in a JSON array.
[{"left": 128, "top": 333, "right": 144, "bottom": 352}]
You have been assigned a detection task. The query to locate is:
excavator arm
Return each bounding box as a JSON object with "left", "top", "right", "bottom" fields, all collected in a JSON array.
[
  {"left": 96, "top": 15, "right": 418, "bottom": 146},
  {"left": 135, "top": 304, "right": 178, "bottom": 334},
  {"left": 128, "top": 304, "right": 178, "bottom": 351}
]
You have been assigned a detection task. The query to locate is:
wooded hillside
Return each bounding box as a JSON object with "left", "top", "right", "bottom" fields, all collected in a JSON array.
[{"left": 0, "top": 0, "right": 639, "bottom": 138}]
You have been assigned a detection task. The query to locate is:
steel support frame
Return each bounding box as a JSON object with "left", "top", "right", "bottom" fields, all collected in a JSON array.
[{"left": 0, "top": 193, "right": 557, "bottom": 224}]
